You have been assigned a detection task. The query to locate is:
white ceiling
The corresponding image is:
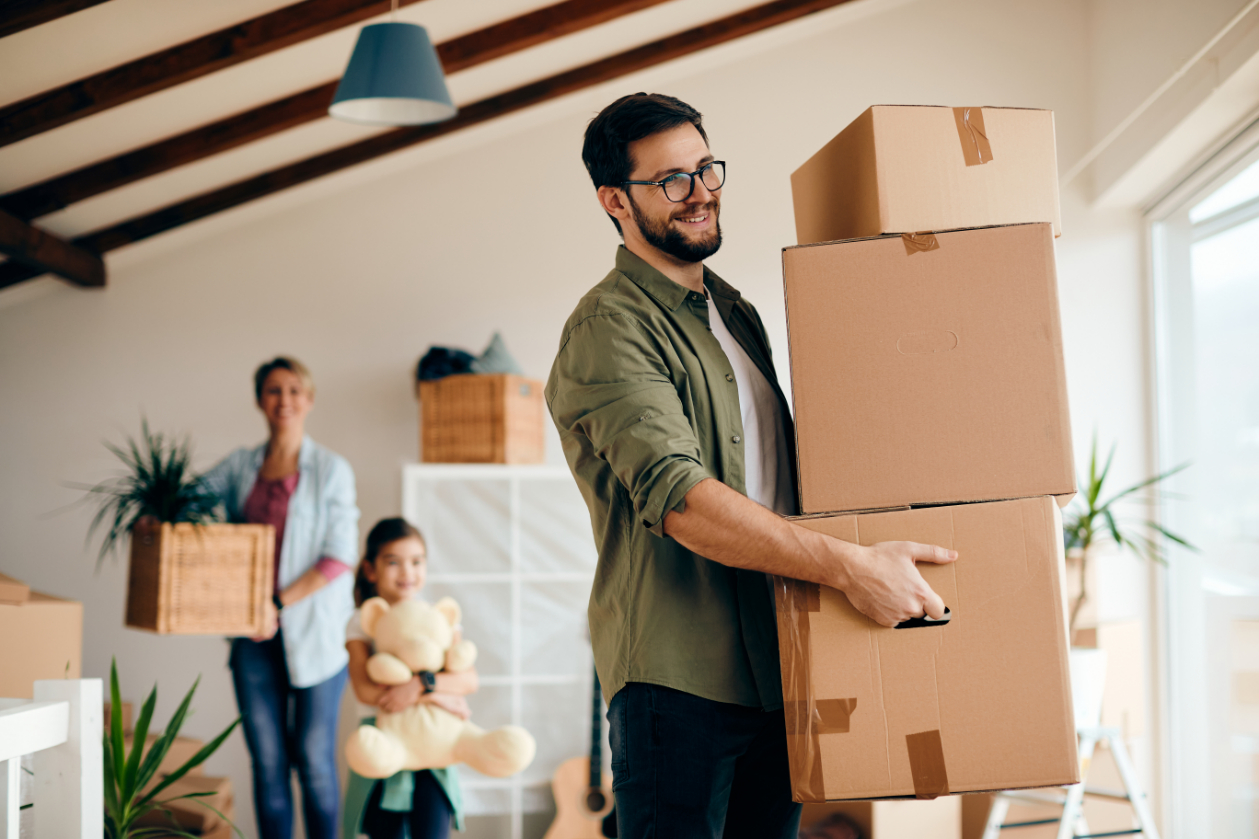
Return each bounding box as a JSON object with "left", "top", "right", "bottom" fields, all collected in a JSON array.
[{"left": 0, "top": 0, "right": 779, "bottom": 241}]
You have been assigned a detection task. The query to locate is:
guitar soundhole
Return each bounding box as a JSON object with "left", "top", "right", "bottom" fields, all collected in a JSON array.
[{"left": 585, "top": 789, "right": 608, "bottom": 813}]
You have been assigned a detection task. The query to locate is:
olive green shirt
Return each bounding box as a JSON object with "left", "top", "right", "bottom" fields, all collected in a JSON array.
[{"left": 546, "top": 246, "right": 798, "bottom": 710}]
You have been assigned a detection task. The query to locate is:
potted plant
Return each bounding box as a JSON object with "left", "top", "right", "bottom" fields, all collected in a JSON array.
[
  {"left": 104, "top": 659, "right": 241, "bottom": 839},
  {"left": 1062, "top": 436, "right": 1193, "bottom": 727},
  {"left": 84, "top": 419, "right": 275, "bottom": 636}
]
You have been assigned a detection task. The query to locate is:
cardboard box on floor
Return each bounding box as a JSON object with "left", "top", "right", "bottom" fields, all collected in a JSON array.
[
  {"left": 776, "top": 496, "right": 1078, "bottom": 801},
  {"left": 133, "top": 774, "right": 232, "bottom": 833},
  {"left": 105, "top": 701, "right": 135, "bottom": 734},
  {"left": 0, "top": 591, "right": 82, "bottom": 698},
  {"left": 783, "top": 223, "right": 1075, "bottom": 515},
  {"left": 790, "top": 105, "right": 1061, "bottom": 246},
  {"left": 0, "top": 572, "right": 30, "bottom": 604},
  {"left": 800, "top": 797, "right": 961, "bottom": 839},
  {"left": 124, "top": 733, "right": 207, "bottom": 776}
]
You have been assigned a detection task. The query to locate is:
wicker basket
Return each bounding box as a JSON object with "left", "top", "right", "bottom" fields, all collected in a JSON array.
[
  {"left": 125, "top": 521, "right": 274, "bottom": 635},
  {"left": 419, "top": 373, "right": 545, "bottom": 463}
]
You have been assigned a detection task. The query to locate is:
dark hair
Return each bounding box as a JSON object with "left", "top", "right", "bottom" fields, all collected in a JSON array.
[
  {"left": 581, "top": 93, "right": 708, "bottom": 234},
  {"left": 354, "top": 517, "right": 426, "bottom": 606},
  {"left": 253, "top": 356, "right": 314, "bottom": 403}
]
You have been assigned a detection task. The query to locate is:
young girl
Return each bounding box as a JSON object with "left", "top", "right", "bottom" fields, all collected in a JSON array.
[{"left": 343, "top": 518, "right": 477, "bottom": 839}]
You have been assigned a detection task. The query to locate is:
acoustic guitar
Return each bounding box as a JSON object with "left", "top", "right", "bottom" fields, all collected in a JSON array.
[{"left": 544, "top": 667, "right": 616, "bottom": 838}]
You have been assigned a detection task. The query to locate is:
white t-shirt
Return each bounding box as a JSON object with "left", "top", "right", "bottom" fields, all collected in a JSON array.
[
  {"left": 706, "top": 294, "right": 795, "bottom": 515},
  {"left": 345, "top": 608, "right": 378, "bottom": 720}
]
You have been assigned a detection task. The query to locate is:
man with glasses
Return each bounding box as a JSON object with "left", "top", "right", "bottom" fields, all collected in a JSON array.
[{"left": 546, "top": 93, "right": 956, "bottom": 838}]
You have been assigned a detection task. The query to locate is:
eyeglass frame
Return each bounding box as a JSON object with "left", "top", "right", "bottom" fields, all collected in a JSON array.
[{"left": 620, "top": 160, "right": 726, "bottom": 203}]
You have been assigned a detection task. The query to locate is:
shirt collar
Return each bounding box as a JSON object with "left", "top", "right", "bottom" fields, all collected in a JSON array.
[{"left": 615, "top": 246, "right": 741, "bottom": 311}]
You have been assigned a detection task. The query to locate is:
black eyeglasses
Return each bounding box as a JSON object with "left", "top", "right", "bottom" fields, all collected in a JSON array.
[{"left": 622, "top": 160, "right": 726, "bottom": 203}]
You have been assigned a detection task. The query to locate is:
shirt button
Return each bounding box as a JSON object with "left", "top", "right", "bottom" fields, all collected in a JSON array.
[
  {"left": 725, "top": 373, "right": 734, "bottom": 382},
  {"left": 732, "top": 435, "right": 741, "bottom": 444}
]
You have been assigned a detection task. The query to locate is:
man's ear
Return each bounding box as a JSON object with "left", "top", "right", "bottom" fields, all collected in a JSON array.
[
  {"left": 360, "top": 597, "right": 391, "bottom": 637},
  {"left": 434, "top": 596, "right": 462, "bottom": 628},
  {"left": 597, "top": 185, "right": 630, "bottom": 228}
]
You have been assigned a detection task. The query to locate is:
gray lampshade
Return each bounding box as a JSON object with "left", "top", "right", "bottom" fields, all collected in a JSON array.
[{"left": 329, "top": 22, "right": 456, "bottom": 126}]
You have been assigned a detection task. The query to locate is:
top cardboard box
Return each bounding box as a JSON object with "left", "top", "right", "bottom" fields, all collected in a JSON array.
[
  {"left": 791, "top": 106, "right": 1061, "bottom": 245},
  {"left": 783, "top": 223, "right": 1075, "bottom": 514}
]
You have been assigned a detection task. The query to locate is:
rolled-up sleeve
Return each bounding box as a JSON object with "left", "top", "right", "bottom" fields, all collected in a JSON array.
[
  {"left": 549, "top": 312, "right": 711, "bottom": 536},
  {"left": 318, "top": 455, "right": 360, "bottom": 565}
]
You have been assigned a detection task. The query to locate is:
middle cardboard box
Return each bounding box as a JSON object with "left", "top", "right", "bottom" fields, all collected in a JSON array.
[
  {"left": 775, "top": 495, "right": 1078, "bottom": 802},
  {"left": 783, "top": 222, "right": 1075, "bottom": 515}
]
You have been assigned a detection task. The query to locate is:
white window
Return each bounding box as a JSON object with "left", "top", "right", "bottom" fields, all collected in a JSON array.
[{"left": 1150, "top": 126, "right": 1259, "bottom": 838}]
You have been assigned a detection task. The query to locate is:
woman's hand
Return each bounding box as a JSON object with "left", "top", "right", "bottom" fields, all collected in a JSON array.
[
  {"left": 422, "top": 692, "right": 472, "bottom": 720},
  {"left": 377, "top": 675, "right": 423, "bottom": 713},
  {"left": 252, "top": 599, "right": 279, "bottom": 642}
]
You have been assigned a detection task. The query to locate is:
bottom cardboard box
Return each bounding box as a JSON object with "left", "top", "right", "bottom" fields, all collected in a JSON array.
[
  {"left": 133, "top": 775, "right": 232, "bottom": 833},
  {"left": 776, "top": 496, "right": 1079, "bottom": 801},
  {"left": 800, "top": 796, "right": 960, "bottom": 839}
]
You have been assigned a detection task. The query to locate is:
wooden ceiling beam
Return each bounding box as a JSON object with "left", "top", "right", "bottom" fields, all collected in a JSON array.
[
  {"left": 0, "top": 0, "right": 114, "bottom": 39},
  {"left": 0, "top": 0, "right": 671, "bottom": 222},
  {"left": 0, "top": 0, "right": 855, "bottom": 291},
  {"left": 0, "top": 209, "right": 104, "bottom": 287},
  {"left": 0, "top": 0, "right": 431, "bottom": 148}
]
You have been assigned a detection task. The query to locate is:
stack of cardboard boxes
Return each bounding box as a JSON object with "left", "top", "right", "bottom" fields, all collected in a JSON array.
[{"left": 777, "top": 106, "right": 1080, "bottom": 810}]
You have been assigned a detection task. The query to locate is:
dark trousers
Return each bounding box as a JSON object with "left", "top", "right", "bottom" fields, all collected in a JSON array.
[
  {"left": 229, "top": 633, "right": 348, "bottom": 839},
  {"left": 361, "top": 771, "right": 453, "bottom": 839},
  {"left": 607, "top": 682, "right": 802, "bottom": 839}
]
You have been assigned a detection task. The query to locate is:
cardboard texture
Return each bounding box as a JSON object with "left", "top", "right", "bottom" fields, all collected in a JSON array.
[
  {"left": 783, "top": 223, "right": 1075, "bottom": 515},
  {"left": 0, "top": 572, "right": 30, "bottom": 604},
  {"left": 134, "top": 774, "right": 232, "bottom": 832},
  {"left": 775, "top": 497, "right": 1079, "bottom": 801},
  {"left": 800, "top": 797, "right": 961, "bottom": 838},
  {"left": 124, "top": 733, "right": 207, "bottom": 776},
  {"left": 0, "top": 591, "right": 83, "bottom": 698},
  {"left": 790, "top": 105, "right": 1062, "bottom": 245}
]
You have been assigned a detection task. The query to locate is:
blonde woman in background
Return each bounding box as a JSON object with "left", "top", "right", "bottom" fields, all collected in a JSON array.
[{"left": 202, "top": 356, "right": 359, "bottom": 839}]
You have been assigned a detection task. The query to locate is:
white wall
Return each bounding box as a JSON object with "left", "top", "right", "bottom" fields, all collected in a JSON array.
[{"left": 0, "top": 0, "right": 1227, "bottom": 834}]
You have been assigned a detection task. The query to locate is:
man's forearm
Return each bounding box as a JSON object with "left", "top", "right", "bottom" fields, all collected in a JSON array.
[
  {"left": 662, "top": 477, "right": 958, "bottom": 627},
  {"left": 662, "top": 478, "right": 854, "bottom": 589}
]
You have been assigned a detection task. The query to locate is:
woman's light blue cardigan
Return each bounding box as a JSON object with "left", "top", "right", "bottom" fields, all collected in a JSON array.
[{"left": 203, "top": 436, "right": 359, "bottom": 688}]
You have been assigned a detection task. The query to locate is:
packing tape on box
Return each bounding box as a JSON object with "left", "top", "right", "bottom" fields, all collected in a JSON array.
[
  {"left": 906, "top": 729, "right": 950, "bottom": 798},
  {"left": 901, "top": 232, "right": 940, "bottom": 255},
  {"left": 953, "top": 106, "right": 993, "bottom": 166}
]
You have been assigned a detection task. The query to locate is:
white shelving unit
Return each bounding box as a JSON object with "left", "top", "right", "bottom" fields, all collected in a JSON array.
[{"left": 401, "top": 464, "right": 598, "bottom": 839}]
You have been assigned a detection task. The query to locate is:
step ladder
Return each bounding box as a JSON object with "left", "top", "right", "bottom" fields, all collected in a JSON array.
[{"left": 981, "top": 727, "right": 1160, "bottom": 839}]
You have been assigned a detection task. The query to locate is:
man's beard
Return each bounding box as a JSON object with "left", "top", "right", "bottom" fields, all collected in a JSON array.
[{"left": 628, "top": 194, "right": 722, "bottom": 263}]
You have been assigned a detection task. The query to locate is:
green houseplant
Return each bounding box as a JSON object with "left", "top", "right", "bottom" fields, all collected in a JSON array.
[
  {"left": 104, "top": 659, "right": 242, "bottom": 839},
  {"left": 84, "top": 418, "right": 221, "bottom": 565},
  {"left": 1063, "top": 436, "right": 1194, "bottom": 633}
]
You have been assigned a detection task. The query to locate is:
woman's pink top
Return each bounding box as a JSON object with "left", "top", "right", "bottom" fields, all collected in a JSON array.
[{"left": 243, "top": 472, "right": 350, "bottom": 589}]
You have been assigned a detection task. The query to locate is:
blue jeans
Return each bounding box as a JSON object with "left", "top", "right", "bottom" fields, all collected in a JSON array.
[
  {"left": 607, "top": 682, "right": 801, "bottom": 839},
  {"left": 229, "top": 633, "right": 348, "bottom": 839}
]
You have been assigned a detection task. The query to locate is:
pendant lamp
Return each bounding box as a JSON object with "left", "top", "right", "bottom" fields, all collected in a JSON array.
[{"left": 329, "top": 12, "right": 456, "bottom": 127}]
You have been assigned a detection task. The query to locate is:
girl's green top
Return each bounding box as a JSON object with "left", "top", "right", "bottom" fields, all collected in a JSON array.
[{"left": 342, "top": 717, "right": 465, "bottom": 837}]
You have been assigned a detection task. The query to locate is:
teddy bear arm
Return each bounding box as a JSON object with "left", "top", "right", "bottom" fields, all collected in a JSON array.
[
  {"left": 366, "top": 652, "right": 414, "bottom": 686},
  {"left": 444, "top": 639, "right": 477, "bottom": 673}
]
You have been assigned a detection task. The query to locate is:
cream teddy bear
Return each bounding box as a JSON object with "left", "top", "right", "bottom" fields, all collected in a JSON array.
[{"left": 344, "top": 595, "right": 536, "bottom": 779}]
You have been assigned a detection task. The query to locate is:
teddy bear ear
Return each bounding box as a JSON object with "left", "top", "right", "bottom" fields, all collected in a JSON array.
[
  {"left": 434, "top": 596, "right": 461, "bottom": 628},
  {"left": 360, "top": 597, "right": 391, "bottom": 638}
]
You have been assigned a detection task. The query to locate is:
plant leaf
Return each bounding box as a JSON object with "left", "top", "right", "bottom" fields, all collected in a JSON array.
[
  {"left": 108, "top": 660, "right": 127, "bottom": 792},
  {"left": 124, "top": 684, "right": 158, "bottom": 799},
  {"left": 137, "top": 716, "right": 240, "bottom": 808}
]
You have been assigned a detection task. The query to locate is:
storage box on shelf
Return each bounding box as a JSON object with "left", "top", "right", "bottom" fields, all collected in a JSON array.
[
  {"left": 790, "top": 105, "right": 1061, "bottom": 245},
  {"left": 782, "top": 222, "right": 1075, "bottom": 515},
  {"left": 126, "top": 520, "right": 274, "bottom": 635},
  {"left": 776, "top": 496, "right": 1078, "bottom": 802},
  {"left": 0, "top": 587, "right": 83, "bottom": 698},
  {"left": 418, "top": 373, "right": 545, "bottom": 464}
]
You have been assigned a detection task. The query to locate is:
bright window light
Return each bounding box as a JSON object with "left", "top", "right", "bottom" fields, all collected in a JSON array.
[{"left": 1190, "top": 157, "right": 1259, "bottom": 222}]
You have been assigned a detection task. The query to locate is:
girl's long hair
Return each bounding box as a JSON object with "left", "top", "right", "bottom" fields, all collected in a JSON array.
[{"left": 354, "top": 517, "right": 425, "bottom": 606}]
